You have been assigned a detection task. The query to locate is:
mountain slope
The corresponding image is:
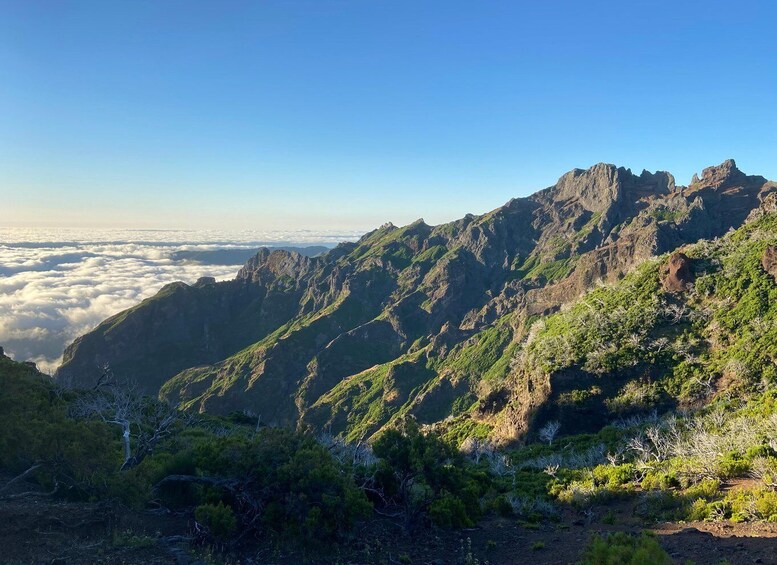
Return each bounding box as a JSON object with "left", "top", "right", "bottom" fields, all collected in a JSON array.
[{"left": 57, "top": 160, "right": 776, "bottom": 442}]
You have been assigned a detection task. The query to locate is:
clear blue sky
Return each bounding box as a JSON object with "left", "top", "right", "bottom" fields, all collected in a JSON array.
[{"left": 1, "top": 0, "right": 776, "bottom": 231}]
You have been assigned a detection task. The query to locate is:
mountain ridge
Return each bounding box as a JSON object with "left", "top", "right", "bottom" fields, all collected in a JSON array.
[{"left": 56, "top": 159, "right": 777, "bottom": 443}]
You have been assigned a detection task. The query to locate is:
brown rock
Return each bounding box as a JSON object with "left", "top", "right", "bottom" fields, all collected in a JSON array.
[
  {"left": 747, "top": 191, "right": 777, "bottom": 223},
  {"left": 662, "top": 252, "right": 693, "bottom": 292},
  {"left": 762, "top": 245, "right": 777, "bottom": 280}
]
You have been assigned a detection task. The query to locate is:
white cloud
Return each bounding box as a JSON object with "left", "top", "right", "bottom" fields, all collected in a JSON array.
[{"left": 0, "top": 228, "right": 361, "bottom": 374}]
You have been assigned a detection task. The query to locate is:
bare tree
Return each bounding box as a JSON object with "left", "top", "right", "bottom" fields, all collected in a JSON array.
[
  {"left": 538, "top": 420, "right": 561, "bottom": 445},
  {"left": 72, "top": 381, "right": 178, "bottom": 470},
  {"left": 460, "top": 437, "right": 494, "bottom": 464}
]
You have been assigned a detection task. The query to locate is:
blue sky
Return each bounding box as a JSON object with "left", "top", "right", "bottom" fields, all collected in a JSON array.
[{"left": 1, "top": 0, "right": 776, "bottom": 230}]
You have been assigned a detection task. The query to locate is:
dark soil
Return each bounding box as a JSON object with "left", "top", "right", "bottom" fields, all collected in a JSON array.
[{"left": 1, "top": 495, "right": 775, "bottom": 564}]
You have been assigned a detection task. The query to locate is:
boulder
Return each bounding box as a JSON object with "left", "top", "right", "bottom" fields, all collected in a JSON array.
[
  {"left": 762, "top": 245, "right": 777, "bottom": 281},
  {"left": 662, "top": 252, "right": 693, "bottom": 293}
]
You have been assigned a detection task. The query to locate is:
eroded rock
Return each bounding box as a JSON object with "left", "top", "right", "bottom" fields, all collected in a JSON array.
[
  {"left": 762, "top": 245, "right": 777, "bottom": 281},
  {"left": 662, "top": 252, "right": 693, "bottom": 293}
]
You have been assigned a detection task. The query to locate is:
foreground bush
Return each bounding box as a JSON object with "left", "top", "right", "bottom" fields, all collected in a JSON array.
[
  {"left": 370, "top": 423, "right": 487, "bottom": 530},
  {"left": 0, "top": 358, "right": 118, "bottom": 497},
  {"left": 152, "top": 427, "right": 372, "bottom": 542}
]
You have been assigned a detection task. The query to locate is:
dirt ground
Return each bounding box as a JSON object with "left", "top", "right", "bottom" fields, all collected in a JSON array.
[{"left": 1, "top": 496, "right": 776, "bottom": 564}]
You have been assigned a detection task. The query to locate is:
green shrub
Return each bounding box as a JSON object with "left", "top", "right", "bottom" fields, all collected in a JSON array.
[
  {"left": 0, "top": 358, "right": 119, "bottom": 497},
  {"left": 593, "top": 463, "right": 635, "bottom": 488},
  {"left": 724, "top": 487, "right": 777, "bottom": 522},
  {"left": 195, "top": 429, "right": 371, "bottom": 540},
  {"left": 112, "top": 529, "right": 156, "bottom": 549},
  {"left": 635, "top": 491, "right": 684, "bottom": 522},
  {"left": 717, "top": 452, "right": 750, "bottom": 479},
  {"left": 429, "top": 493, "right": 473, "bottom": 528},
  {"left": 601, "top": 510, "right": 617, "bottom": 525},
  {"left": 686, "top": 498, "right": 711, "bottom": 521},
  {"left": 195, "top": 502, "right": 237, "bottom": 538},
  {"left": 372, "top": 424, "right": 485, "bottom": 530},
  {"left": 580, "top": 532, "right": 671, "bottom": 565},
  {"left": 684, "top": 478, "right": 721, "bottom": 500},
  {"left": 640, "top": 470, "right": 680, "bottom": 491}
]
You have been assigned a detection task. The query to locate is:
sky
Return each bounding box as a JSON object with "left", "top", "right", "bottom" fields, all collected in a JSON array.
[{"left": 1, "top": 0, "right": 776, "bottom": 231}]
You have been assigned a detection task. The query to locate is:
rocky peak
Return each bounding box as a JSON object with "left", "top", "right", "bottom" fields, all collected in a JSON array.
[
  {"left": 543, "top": 163, "right": 675, "bottom": 215},
  {"left": 550, "top": 163, "right": 621, "bottom": 212},
  {"left": 237, "top": 248, "right": 316, "bottom": 285},
  {"left": 194, "top": 276, "right": 216, "bottom": 287},
  {"left": 687, "top": 159, "right": 746, "bottom": 192}
]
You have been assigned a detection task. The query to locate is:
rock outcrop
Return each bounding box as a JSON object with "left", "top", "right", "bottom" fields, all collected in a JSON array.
[
  {"left": 662, "top": 253, "right": 694, "bottom": 293},
  {"left": 762, "top": 246, "right": 777, "bottom": 281}
]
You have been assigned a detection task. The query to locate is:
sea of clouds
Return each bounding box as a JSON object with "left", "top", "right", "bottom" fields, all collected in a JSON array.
[{"left": 0, "top": 228, "right": 362, "bottom": 374}]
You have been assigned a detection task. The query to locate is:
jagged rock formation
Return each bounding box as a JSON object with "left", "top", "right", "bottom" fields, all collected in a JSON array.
[{"left": 57, "top": 160, "right": 777, "bottom": 441}]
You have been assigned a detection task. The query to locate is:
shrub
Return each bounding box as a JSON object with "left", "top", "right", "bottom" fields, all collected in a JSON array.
[
  {"left": 592, "top": 463, "right": 635, "bottom": 488},
  {"left": 684, "top": 478, "right": 720, "bottom": 500},
  {"left": 195, "top": 502, "right": 237, "bottom": 539},
  {"left": 0, "top": 359, "right": 119, "bottom": 498},
  {"left": 640, "top": 470, "right": 680, "bottom": 491},
  {"left": 686, "top": 498, "right": 711, "bottom": 521},
  {"left": 580, "top": 532, "right": 671, "bottom": 565},
  {"left": 429, "top": 493, "right": 473, "bottom": 528},
  {"left": 371, "top": 424, "right": 485, "bottom": 530},
  {"left": 724, "top": 487, "right": 777, "bottom": 522},
  {"left": 635, "top": 491, "right": 684, "bottom": 522},
  {"left": 717, "top": 452, "right": 750, "bottom": 479}
]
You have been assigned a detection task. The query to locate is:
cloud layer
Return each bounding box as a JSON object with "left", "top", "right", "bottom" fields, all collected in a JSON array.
[{"left": 0, "top": 228, "right": 360, "bottom": 374}]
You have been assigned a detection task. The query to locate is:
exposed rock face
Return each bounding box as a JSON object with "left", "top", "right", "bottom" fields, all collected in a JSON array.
[
  {"left": 57, "top": 160, "right": 776, "bottom": 439},
  {"left": 679, "top": 159, "right": 774, "bottom": 239},
  {"left": 662, "top": 253, "right": 694, "bottom": 293},
  {"left": 747, "top": 191, "right": 777, "bottom": 223},
  {"left": 762, "top": 246, "right": 777, "bottom": 281}
]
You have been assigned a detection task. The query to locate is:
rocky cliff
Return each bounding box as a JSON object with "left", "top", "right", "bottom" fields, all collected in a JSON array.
[{"left": 57, "top": 160, "right": 776, "bottom": 441}]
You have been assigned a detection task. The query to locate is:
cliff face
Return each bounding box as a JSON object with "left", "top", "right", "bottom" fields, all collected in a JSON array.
[{"left": 57, "top": 160, "right": 776, "bottom": 439}]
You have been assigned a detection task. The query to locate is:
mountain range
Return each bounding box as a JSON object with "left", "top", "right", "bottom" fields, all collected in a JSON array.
[{"left": 56, "top": 159, "right": 777, "bottom": 444}]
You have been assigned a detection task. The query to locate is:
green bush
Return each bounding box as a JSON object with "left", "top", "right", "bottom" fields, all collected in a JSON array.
[
  {"left": 684, "top": 478, "right": 721, "bottom": 500},
  {"left": 371, "top": 424, "right": 485, "bottom": 530},
  {"left": 686, "top": 498, "right": 711, "bottom": 521},
  {"left": 179, "top": 429, "right": 372, "bottom": 541},
  {"left": 640, "top": 470, "right": 680, "bottom": 491},
  {"left": 0, "top": 358, "right": 119, "bottom": 497},
  {"left": 580, "top": 532, "right": 671, "bottom": 565},
  {"left": 724, "top": 487, "right": 777, "bottom": 522},
  {"left": 429, "top": 493, "right": 473, "bottom": 527},
  {"left": 592, "top": 463, "right": 635, "bottom": 488},
  {"left": 717, "top": 452, "right": 750, "bottom": 479},
  {"left": 635, "top": 491, "right": 684, "bottom": 522},
  {"left": 195, "top": 502, "right": 237, "bottom": 538}
]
